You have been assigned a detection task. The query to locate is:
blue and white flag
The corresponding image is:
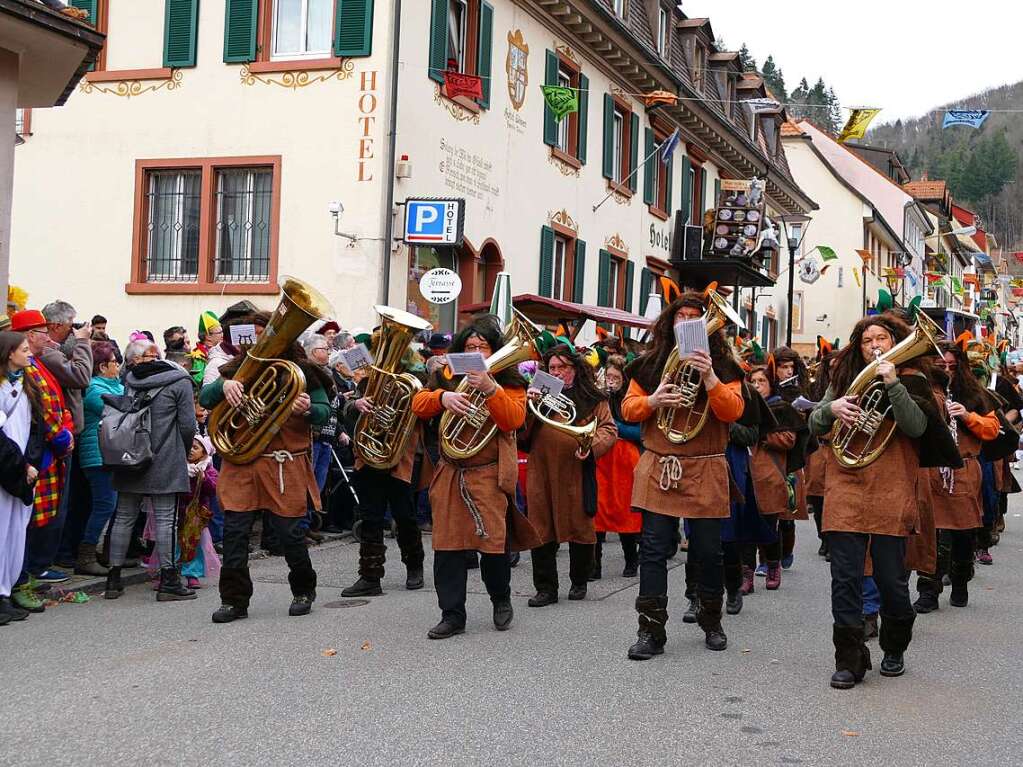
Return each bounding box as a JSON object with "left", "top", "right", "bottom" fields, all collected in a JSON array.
[
  {"left": 660, "top": 128, "right": 681, "bottom": 164},
  {"left": 943, "top": 110, "right": 990, "bottom": 129}
]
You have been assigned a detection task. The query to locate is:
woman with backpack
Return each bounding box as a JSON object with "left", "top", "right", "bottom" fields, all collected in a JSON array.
[{"left": 103, "top": 340, "right": 198, "bottom": 601}]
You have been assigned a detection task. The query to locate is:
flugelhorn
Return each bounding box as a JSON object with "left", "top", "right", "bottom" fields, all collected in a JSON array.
[
  {"left": 528, "top": 390, "right": 597, "bottom": 454},
  {"left": 209, "top": 276, "right": 334, "bottom": 464}
]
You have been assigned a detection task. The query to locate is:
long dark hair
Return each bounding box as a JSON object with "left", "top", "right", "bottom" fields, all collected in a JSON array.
[
  {"left": 605, "top": 354, "right": 630, "bottom": 421},
  {"left": 940, "top": 341, "right": 995, "bottom": 413},
  {"left": 627, "top": 291, "right": 743, "bottom": 393},
  {"left": 829, "top": 312, "right": 933, "bottom": 396},
  {"left": 0, "top": 331, "right": 42, "bottom": 419},
  {"left": 543, "top": 343, "right": 605, "bottom": 420},
  {"left": 430, "top": 315, "right": 526, "bottom": 391},
  {"left": 772, "top": 345, "right": 809, "bottom": 399}
]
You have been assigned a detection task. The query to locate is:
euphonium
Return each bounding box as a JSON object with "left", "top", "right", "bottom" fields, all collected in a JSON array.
[
  {"left": 439, "top": 309, "right": 541, "bottom": 460},
  {"left": 527, "top": 390, "right": 598, "bottom": 454},
  {"left": 656, "top": 289, "right": 744, "bottom": 443},
  {"left": 209, "top": 276, "right": 334, "bottom": 465},
  {"left": 830, "top": 312, "right": 945, "bottom": 469},
  {"left": 354, "top": 306, "right": 433, "bottom": 470}
]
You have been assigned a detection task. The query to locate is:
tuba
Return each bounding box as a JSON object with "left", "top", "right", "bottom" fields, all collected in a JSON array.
[
  {"left": 830, "top": 312, "right": 945, "bottom": 469},
  {"left": 353, "top": 306, "right": 433, "bottom": 470},
  {"left": 528, "top": 390, "right": 598, "bottom": 454},
  {"left": 439, "top": 309, "right": 540, "bottom": 460},
  {"left": 656, "top": 289, "right": 744, "bottom": 443},
  {"left": 209, "top": 276, "right": 334, "bottom": 465}
]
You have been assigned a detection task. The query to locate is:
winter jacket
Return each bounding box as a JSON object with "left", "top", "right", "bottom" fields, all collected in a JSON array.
[
  {"left": 37, "top": 337, "right": 92, "bottom": 434},
  {"left": 111, "top": 361, "right": 198, "bottom": 495},
  {"left": 80, "top": 374, "right": 125, "bottom": 469},
  {"left": 202, "top": 343, "right": 234, "bottom": 387}
]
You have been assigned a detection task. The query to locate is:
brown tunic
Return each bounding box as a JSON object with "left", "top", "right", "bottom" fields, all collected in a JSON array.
[
  {"left": 627, "top": 385, "right": 739, "bottom": 520},
  {"left": 822, "top": 424, "right": 920, "bottom": 537},
  {"left": 804, "top": 441, "right": 827, "bottom": 496},
  {"left": 906, "top": 467, "right": 937, "bottom": 574},
  {"left": 218, "top": 413, "right": 320, "bottom": 517},
  {"left": 526, "top": 400, "right": 617, "bottom": 545},
  {"left": 354, "top": 422, "right": 420, "bottom": 483},
  {"left": 750, "top": 431, "right": 809, "bottom": 520},
  {"left": 929, "top": 428, "right": 984, "bottom": 531}
]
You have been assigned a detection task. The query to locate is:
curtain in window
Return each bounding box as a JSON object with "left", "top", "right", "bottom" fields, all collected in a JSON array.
[
  {"left": 146, "top": 170, "right": 200, "bottom": 281},
  {"left": 215, "top": 169, "right": 272, "bottom": 281}
]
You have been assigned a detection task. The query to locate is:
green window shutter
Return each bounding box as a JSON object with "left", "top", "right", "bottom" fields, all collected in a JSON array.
[
  {"left": 539, "top": 226, "right": 555, "bottom": 297},
  {"left": 428, "top": 0, "right": 447, "bottom": 84},
  {"left": 69, "top": 0, "right": 98, "bottom": 69},
  {"left": 601, "top": 94, "right": 615, "bottom": 179},
  {"left": 679, "top": 155, "right": 692, "bottom": 225},
  {"left": 665, "top": 152, "right": 674, "bottom": 211},
  {"left": 224, "top": 0, "right": 258, "bottom": 63},
  {"left": 164, "top": 0, "right": 199, "bottom": 68},
  {"left": 623, "top": 260, "right": 635, "bottom": 339},
  {"left": 577, "top": 73, "right": 589, "bottom": 165},
  {"left": 335, "top": 0, "right": 374, "bottom": 58},
  {"left": 643, "top": 128, "right": 656, "bottom": 205},
  {"left": 713, "top": 177, "right": 721, "bottom": 209},
  {"left": 543, "top": 50, "right": 559, "bottom": 147},
  {"left": 475, "top": 2, "right": 493, "bottom": 108},
  {"left": 698, "top": 171, "right": 708, "bottom": 220},
  {"left": 597, "top": 250, "right": 612, "bottom": 307},
  {"left": 628, "top": 113, "right": 640, "bottom": 193},
  {"left": 573, "top": 240, "right": 586, "bottom": 303},
  {"left": 639, "top": 266, "right": 654, "bottom": 316}
]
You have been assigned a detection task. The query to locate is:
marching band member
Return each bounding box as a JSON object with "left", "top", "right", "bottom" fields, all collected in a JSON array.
[
  {"left": 770, "top": 347, "right": 811, "bottom": 569},
  {"left": 623, "top": 291, "right": 745, "bottom": 660},
  {"left": 809, "top": 312, "right": 958, "bottom": 688},
  {"left": 806, "top": 339, "right": 837, "bottom": 560},
  {"left": 410, "top": 317, "right": 540, "bottom": 638},
  {"left": 525, "top": 344, "right": 617, "bottom": 606},
  {"left": 199, "top": 315, "right": 333, "bottom": 622},
  {"left": 342, "top": 341, "right": 426, "bottom": 597},
  {"left": 593, "top": 355, "right": 642, "bottom": 580},
  {"left": 914, "top": 340, "right": 1000, "bottom": 613}
]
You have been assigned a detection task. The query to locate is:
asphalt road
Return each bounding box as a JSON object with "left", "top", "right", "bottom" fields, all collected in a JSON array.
[{"left": 4, "top": 498, "right": 1023, "bottom": 767}]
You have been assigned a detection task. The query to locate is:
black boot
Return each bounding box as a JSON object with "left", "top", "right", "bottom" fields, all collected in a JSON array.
[
  {"left": 628, "top": 595, "right": 668, "bottom": 660},
  {"left": 879, "top": 613, "right": 915, "bottom": 677},
  {"left": 682, "top": 559, "right": 700, "bottom": 623},
  {"left": 589, "top": 536, "right": 603, "bottom": 582},
  {"left": 212, "top": 604, "right": 248, "bottom": 623},
  {"left": 104, "top": 566, "right": 124, "bottom": 600},
  {"left": 621, "top": 533, "right": 638, "bottom": 578},
  {"left": 395, "top": 519, "right": 425, "bottom": 590},
  {"left": 949, "top": 559, "right": 972, "bottom": 607},
  {"left": 342, "top": 539, "right": 386, "bottom": 597},
  {"left": 696, "top": 595, "right": 727, "bottom": 651},
  {"left": 913, "top": 574, "right": 940, "bottom": 614},
  {"left": 493, "top": 598, "right": 513, "bottom": 631},
  {"left": 156, "top": 568, "right": 196, "bottom": 601},
  {"left": 831, "top": 624, "right": 871, "bottom": 689},
  {"left": 289, "top": 592, "right": 315, "bottom": 616},
  {"left": 0, "top": 597, "right": 29, "bottom": 622},
  {"left": 724, "top": 563, "right": 743, "bottom": 615}
]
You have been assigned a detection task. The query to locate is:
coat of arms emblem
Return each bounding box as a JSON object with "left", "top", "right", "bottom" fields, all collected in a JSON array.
[{"left": 506, "top": 30, "right": 529, "bottom": 111}]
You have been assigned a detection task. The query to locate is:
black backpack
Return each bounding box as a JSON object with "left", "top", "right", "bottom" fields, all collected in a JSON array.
[{"left": 98, "top": 385, "right": 171, "bottom": 473}]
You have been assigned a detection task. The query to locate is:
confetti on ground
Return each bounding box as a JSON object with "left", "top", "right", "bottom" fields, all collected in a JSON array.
[
  {"left": 360, "top": 641, "right": 372, "bottom": 651},
  {"left": 841, "top": 730, "right": 860, "bottom": 737},
  {"left": 741, "top": 648, "right": 751, "bottom": 654},
  {"left": 322, "top": 648, "right": 337, "bottom": 657}
]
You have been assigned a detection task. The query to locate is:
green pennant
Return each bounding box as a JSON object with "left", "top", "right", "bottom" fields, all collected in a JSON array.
[
  {"left": 816, "top": 246, "right": 838, "bottom": 262},
  {"left": 950, "top": 276, "right": 963, "bottom": 295},
  {"left": 541, "top": 85, "right": 579, "bottom": 121},
  {"left": 876, "top": 288, "right": 893, "bottom": 312}
]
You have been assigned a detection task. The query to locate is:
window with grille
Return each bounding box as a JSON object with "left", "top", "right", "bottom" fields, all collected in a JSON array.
[
  {"left": 272, "top": 0, "right": 333, "bottom": 59},
  {"left": 214, "top": 168, "right": 273, "bottom": 281},
  {"left": 144, "top": 170, "right": 202, "bottom": 281}
]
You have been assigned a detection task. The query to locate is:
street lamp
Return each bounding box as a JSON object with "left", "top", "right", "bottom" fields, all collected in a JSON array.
[{"left": 777, "top": 213, "right": 812, "bottom": 347}]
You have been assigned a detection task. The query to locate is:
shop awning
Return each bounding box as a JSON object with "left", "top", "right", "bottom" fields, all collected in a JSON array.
[{"left": 459, "top": 293, "right": 651, "bottom": 337}]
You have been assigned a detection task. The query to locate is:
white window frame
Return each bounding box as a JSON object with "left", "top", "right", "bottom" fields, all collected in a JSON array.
[
  {"left": 15, "top": 109, "right": 25, "bottom": 135},
  {"left": 612, "top": 109, "right": 625, "bottom": 184},
  {"left": 612, "top": 0, "right": 626, "bottom": 18},
  {"left": 556, "top": 68, "right": 572, "bottom": 153},
  {"left": 447, "top": 0, "right": 468, "bottom": 72},
  {"left": 271, "top": 0, "right": 333, "bottom": 61},
  {"left": 608, "top": 257, "right": 620, "bottom": 308},
  {"left": 553, "top": 236, "right": 567, "bottom": 300},
  {"left": 657, "top": 7, "right": 669, "bottom": 56}
]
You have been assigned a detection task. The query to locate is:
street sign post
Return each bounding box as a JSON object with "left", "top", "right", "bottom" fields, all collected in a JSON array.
[{"left": 403, "top": 198, "right": 465, "bottom": 246}]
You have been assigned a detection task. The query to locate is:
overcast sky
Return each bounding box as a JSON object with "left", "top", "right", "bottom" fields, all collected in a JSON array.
[{"left": 683, "top": 1, "right": 1023, "bottom": 124}]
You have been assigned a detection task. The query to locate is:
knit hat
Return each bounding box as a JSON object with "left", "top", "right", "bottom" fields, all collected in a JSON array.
[
  {"left": 10, "top": 309, "right": 47, "bottom": 332},
  {"left": 317, "top": 320, "right": 341, "bottom": 336},
  {"left": 427, "top": 333, "right": 451, "bottom": 351},
  {"left": 198, "top": 311, "right": 221, "bottom": 337},
  {"left": 193, "top": 433, "right": 214, "bottom": 457}
]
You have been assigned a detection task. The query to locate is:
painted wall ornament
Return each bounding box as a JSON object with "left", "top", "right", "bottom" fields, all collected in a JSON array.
[{"left": 506, "top": 29, "right": 529, "bottom": 111}]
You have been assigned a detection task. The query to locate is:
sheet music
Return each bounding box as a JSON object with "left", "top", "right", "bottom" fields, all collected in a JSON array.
[
  {"left": 531, "top": 370, "right": 565, "bottom": 399},
  {"left": 229, "top": 324, "right": 257, "bottom": 347},
  {"left": 446, "top": 352, "right": 488, "bottom": 374},
  {"left": 674, "top": 318, "right": 710, "bottom": 357},
  {"left": 340, "top": 344, "right": 374, "bottom": 372}
]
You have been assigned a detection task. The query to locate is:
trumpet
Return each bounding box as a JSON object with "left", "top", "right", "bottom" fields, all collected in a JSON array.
[{"left": 528, "top": 390, "right": 597, "bottom": 454}]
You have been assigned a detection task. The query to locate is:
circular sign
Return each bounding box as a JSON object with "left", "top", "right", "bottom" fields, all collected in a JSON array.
[{"left": 419, "top": 267, "right": 462, "bottom": 305}]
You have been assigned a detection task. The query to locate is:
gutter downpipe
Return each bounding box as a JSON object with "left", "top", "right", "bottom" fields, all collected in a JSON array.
[{"left": 381, "top": 0, "right": 402, "bottom": 304}]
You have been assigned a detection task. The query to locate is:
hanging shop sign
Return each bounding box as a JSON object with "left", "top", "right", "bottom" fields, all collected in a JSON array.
[
  {"left": 404, "top": 198, "right": 466, "bottom": 246},
  {"left": 419, "top": 267, "right": 462, "bottom": 305}
]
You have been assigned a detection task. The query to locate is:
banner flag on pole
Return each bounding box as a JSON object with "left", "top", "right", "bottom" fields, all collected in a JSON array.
[
  {"left": 838, "top": 108, "right": 881, "bottom": 143},
  {"left": 659, "top": 128, "right": 681, "bottom": 164},
  {"left": 541, "top": 85, "right": 579, "bottom": 121},
  {"left": 444, "top": 71, "right": 483, "bottom": 101},
  {"left": 943, "top": 110, "right": 990, "bottom": 129},
  {"left": 950, "top": 275, "right": 964, "bottom": 295},
  {"left": 815, "top": 246, "right": 838, "bottom": 262},
  {"left": 745, "top": 98, "right": 781, "bottom": 115}
]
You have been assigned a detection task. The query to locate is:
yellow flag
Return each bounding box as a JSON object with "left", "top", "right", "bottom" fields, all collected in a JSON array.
[{"left": 838, "top": 108, "right": 881, "bottom": 143}]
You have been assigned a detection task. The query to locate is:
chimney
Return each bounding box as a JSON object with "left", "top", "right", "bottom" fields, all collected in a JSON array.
[{"left": 921, "top": 171, "right": 929, "bottom": 181}]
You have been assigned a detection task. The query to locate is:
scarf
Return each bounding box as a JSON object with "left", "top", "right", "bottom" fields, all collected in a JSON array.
[{"left": 24, "top": 361, "right": 70, "bottom": 527}]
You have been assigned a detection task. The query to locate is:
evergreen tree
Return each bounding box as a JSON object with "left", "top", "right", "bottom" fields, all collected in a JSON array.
[
  {"left": 761, "top": 55, "right": 787, "bottom": 100},
  {"left": 738, "top": 43, "right": 757, "bottom": 72},
  {"left": 827, "top": 87, "right": 843, "bottom": 135}
]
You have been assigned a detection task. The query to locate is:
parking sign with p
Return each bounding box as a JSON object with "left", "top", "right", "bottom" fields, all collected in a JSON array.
[{"left": 403, "top": 198, "right": 465, "bottom": 247}]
